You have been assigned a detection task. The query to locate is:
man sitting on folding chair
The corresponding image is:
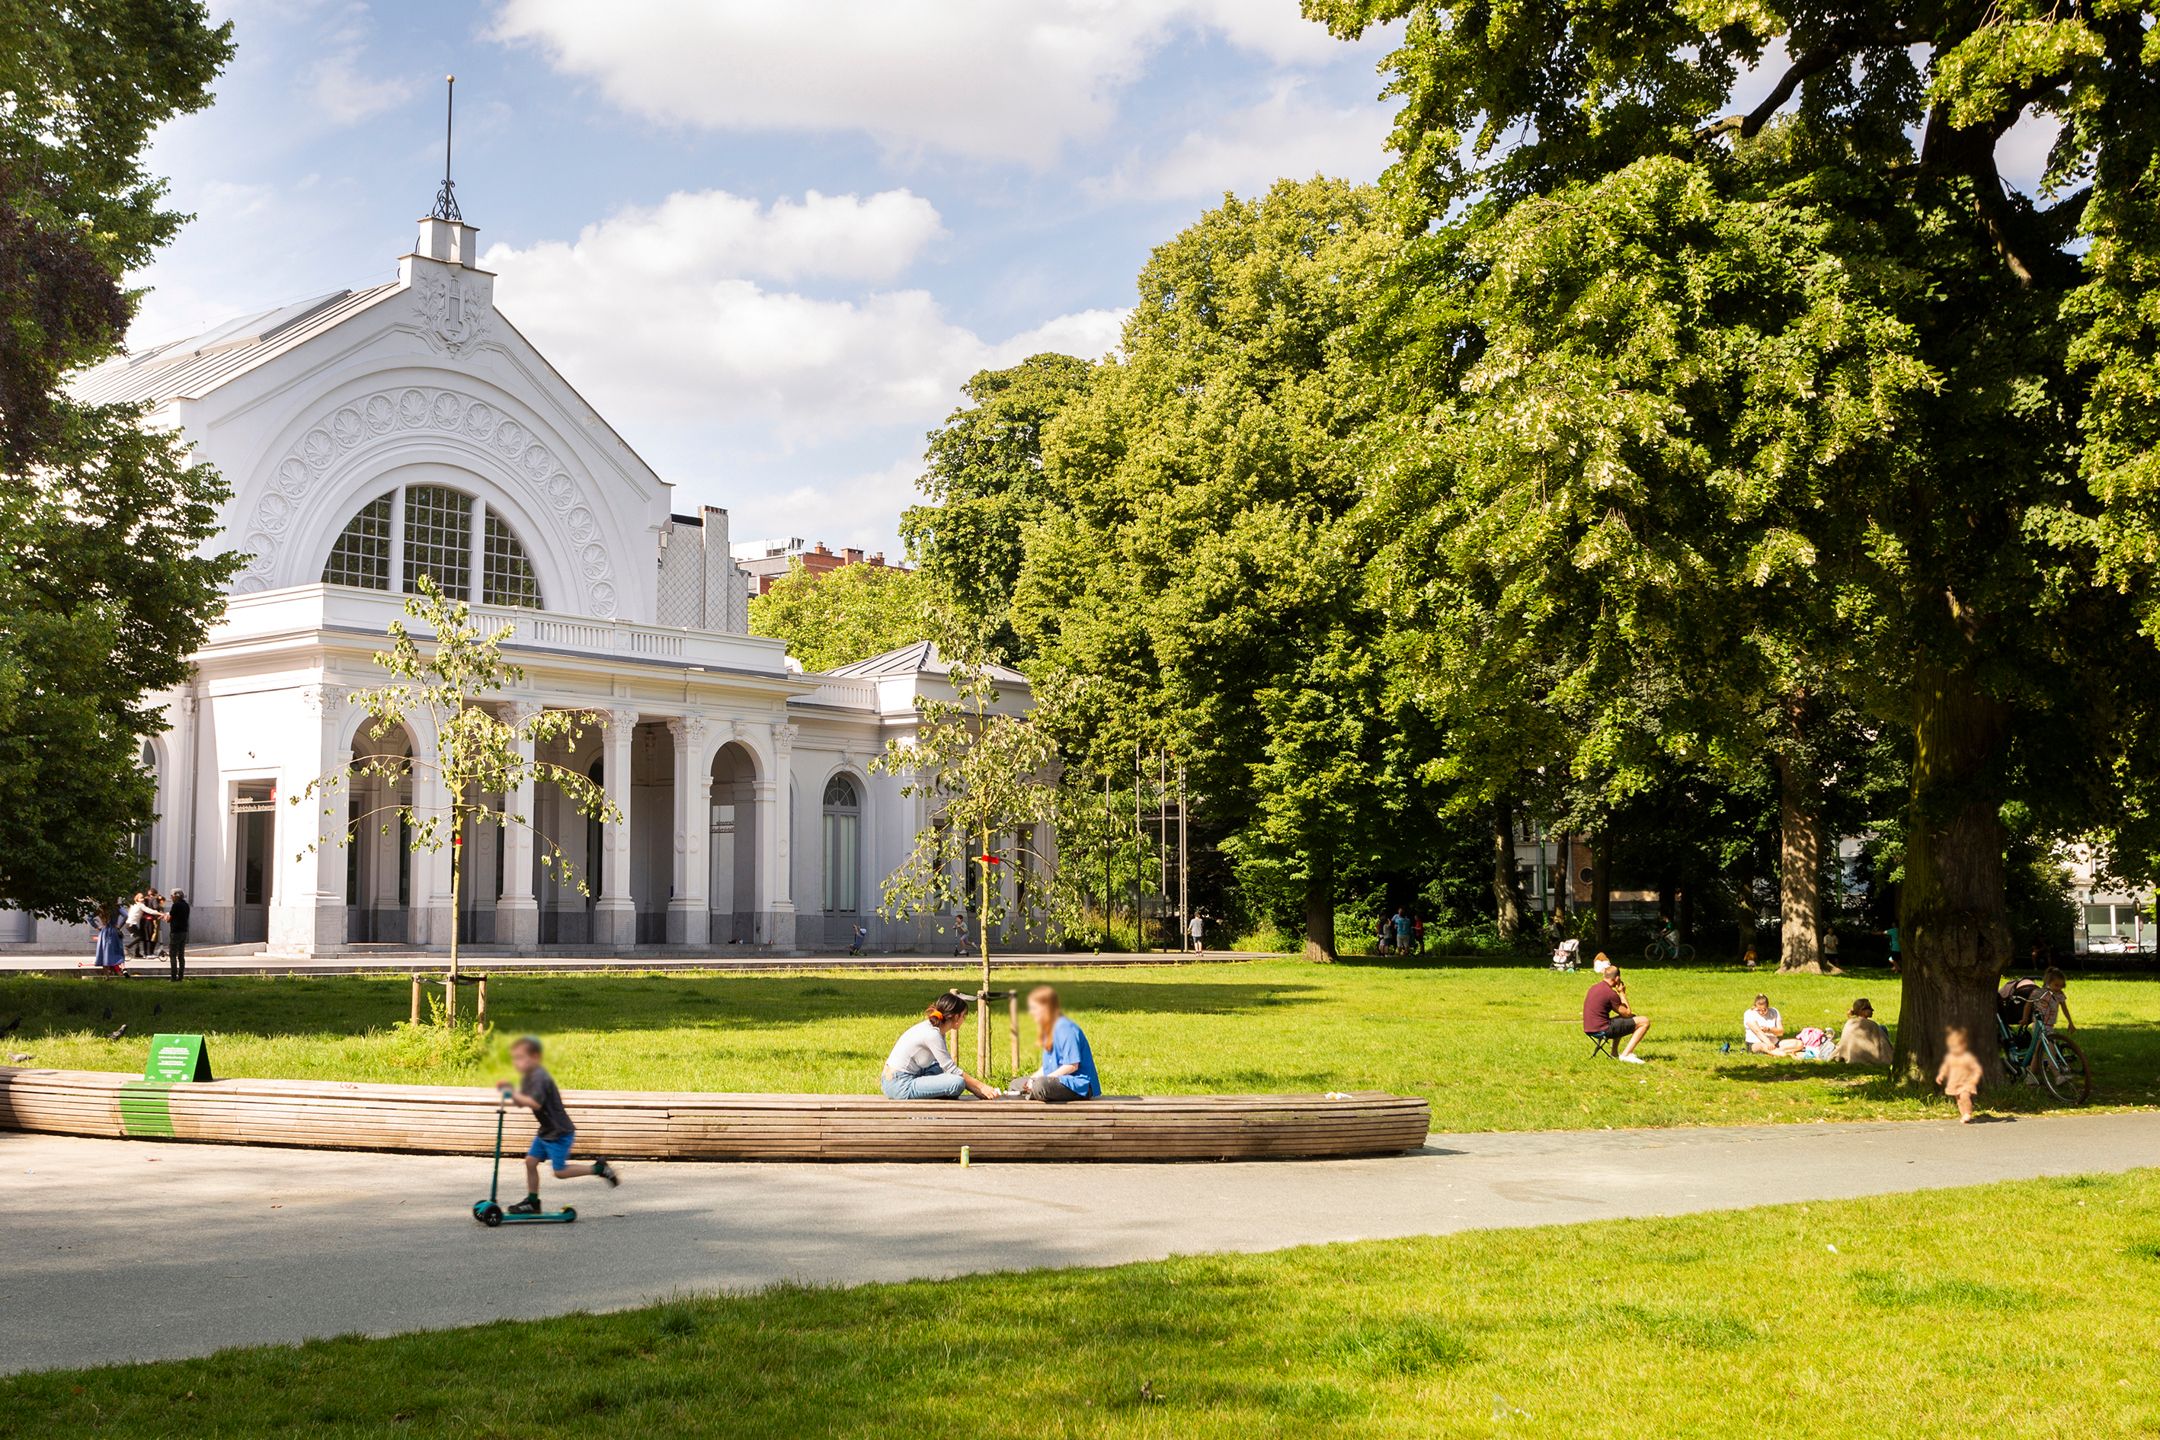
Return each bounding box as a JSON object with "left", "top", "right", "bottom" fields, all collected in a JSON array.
[{"left": 1584, "top": 963, "right": 1650, "bottom": 1063}]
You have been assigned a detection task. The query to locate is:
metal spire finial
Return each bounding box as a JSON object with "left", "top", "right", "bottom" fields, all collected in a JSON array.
[{"left": 429, "top": 74, "right": 462, "bottom": 223}]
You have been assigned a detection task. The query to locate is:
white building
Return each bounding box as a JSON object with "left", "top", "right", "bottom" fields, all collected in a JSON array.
[{"left": 5, "top": 208, "right": 1036, "bottom": 955}]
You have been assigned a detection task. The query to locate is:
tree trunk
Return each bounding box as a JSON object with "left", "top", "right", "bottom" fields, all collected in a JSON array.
[
  {"left": 1302, "top": 848, "right": 1336, "bottom": 962},
  {"left": 1775, "top": 751, "right": 1832, "bottom": 974},
  {"left": 1491, "top": 800, "right": 1529, "bottom": 940},
  {"left": 1731, "top": 860, "right": 1757, "bottom": 965},
  {"left": 1591, "top": 840, "right": 1611, "bottom": 954},
  {"left": 1894, "top": 665, "right": 2012, "bottom": 1087}
]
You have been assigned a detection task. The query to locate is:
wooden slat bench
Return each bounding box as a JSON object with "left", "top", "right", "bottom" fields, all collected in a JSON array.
[{"left": 0, "top": 1067, "right": 1430, "bottom": 1162}]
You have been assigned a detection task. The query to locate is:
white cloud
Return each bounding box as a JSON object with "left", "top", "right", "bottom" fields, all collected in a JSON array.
[
  {"left": 497, "top": 188, "right": 947, "bottom": 287},
  {"left": 1091, "top": 78, "right": 1392, "bottom": 201},
  {"left": 311, "top": 57, "right": 412, "bottom": 125},
  {"left": 488, "top": 0, "right": 1360, "bottom": 164},
  {"left": 480, "top": 190, "right": 1124, "bottom": 447}
]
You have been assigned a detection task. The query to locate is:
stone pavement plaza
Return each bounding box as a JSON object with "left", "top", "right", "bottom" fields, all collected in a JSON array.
[{"left": 6, "top": 1111, "right": 2156, "bottom": 1374}]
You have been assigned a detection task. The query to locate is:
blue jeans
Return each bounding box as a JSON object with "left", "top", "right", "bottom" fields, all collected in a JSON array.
[{"left": 882, "top": 1069, "right": 967, "bottom": 1100}]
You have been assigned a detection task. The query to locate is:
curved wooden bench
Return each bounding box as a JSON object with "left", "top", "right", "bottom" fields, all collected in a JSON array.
[{"left": 0, "top": 1067, "right": 1430, "bottom": 1162}]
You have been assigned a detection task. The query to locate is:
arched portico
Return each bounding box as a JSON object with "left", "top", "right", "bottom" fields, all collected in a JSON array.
[{"left": 709, "top": 741, "right": 760, "bottom": 943}]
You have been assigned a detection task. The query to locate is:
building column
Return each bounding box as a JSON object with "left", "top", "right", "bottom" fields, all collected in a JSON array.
[
  {"left": 667, "top": 717, "right": 710, "bottom": 945},
  {"left": 758, "top": 719, "right": 797, "bottom": 949},
  {"left": 272, "top": 683, "right": 352, "bottom": 955},
  {"left": 595, "top": 706, "right": 639, "bottom": 948},
  {"left": 495, "top": 702, "right": 541, "bottom": 951}
]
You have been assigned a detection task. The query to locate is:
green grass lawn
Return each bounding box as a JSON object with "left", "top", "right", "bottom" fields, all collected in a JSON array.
[
  {"left": 5, "top": 959, "right": 2157, "bottom": 1128},
  {"left": 4, "top": 1169, "right": 2155, "bottom": 1438}
]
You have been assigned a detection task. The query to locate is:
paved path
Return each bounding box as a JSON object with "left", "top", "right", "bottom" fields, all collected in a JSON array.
[
  {"left": 0, "top": 949, "right": 1248, "bottom": 977},
  {"left": 7, "top": 1112, "right": 2157, "bottom": 1374}
]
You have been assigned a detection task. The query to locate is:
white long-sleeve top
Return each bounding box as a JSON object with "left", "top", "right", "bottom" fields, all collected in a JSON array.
[{"left": 884, "top": 1019, "right": 959, "bottom": 1077}]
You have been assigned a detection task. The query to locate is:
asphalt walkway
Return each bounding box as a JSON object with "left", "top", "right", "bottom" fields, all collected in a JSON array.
[{"left": 6, "top": 1111, "right": 2155, "bottom": 1374}]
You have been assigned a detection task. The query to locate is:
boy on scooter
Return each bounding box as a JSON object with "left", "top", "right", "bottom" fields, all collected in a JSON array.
[{"left": 500, "top": 1035, "right": 620, "bottom": 1213}]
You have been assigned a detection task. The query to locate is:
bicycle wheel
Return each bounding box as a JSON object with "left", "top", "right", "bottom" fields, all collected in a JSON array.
[
  {"left": 2038, "top": 1034, "right": 2092, "bottom": 1105},
  {"left": 1677, "top": 944, "right": 1696, "bottom": 962},
  {"left": 1643, "top": 942, "right": 1659, "bottom": 963}
]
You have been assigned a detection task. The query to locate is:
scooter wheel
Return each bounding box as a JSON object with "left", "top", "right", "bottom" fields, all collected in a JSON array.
[
  {"left": 476, "top": 1202, "right": 503, "bottom": 1227},
  {"left": 560, "top": 1207, "right": 576, "bottom": 1222}
]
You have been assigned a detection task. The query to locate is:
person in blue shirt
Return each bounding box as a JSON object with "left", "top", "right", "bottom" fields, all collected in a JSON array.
[{"left": 1016, "top": 986, "right": 1098, "bottom": 1102}]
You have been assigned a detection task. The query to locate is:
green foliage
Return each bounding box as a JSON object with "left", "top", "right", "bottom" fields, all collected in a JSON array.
[
  {"left": 300, "top": 580, "right": 619, "bottom": 978},
  {"left": 1317, "top": 0, "right": 2160, "bottom": 1076},
  {"left": 747, "top": 558, "right": 929, "bottom": 672},
  {"left": 0, "top": 0, "right": 236, "bottom": 920},
  {"left": 903, "top": 353, "right": 1094, "bottom": 662},
  {"left": 872, "top": 664, "right": 1069, "bottom": 995},
  {"left": 1002, "top": 178, "right": 1431, "bottom": 957}
]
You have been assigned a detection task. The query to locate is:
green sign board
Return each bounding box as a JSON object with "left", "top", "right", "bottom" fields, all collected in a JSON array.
[{"left": 143, "top": 1033, "right": 212, "bottom": 1083}]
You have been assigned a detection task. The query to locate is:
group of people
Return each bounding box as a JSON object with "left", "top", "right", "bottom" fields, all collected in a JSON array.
[
  {"left": 881, "top": 986, "right": 1099, "bottom": 1103},
  {"left": 1375, "top": 907, "right": 1424, "bottom": 956},
  {"left": 1742, "top": 993, "right": 1889, "bottom": 1064},
  {"left": 1576, "top": 956, "right": 1895, "bottom": 1068},
  {"left": 85, "top": 888, "right": 190, "bottom": 979}
]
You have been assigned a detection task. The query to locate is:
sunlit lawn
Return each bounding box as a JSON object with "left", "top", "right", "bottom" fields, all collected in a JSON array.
[
  {"left": 4, "top": 1169, "right": 2156, "bottom": 1438},
  {"left": 6, "top": 959, "right": 2157, "bottom": 1128}
]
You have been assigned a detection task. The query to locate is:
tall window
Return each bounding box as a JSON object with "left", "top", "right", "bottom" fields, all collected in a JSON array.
[
  {"left": 822, "top": 775, "right": 860, "bottom": 913},
  {"left": 320, "top": 485, "right": 543, "bottom": 608},
  {"left": 322, "top": 493, "right": 391, "bottom": 589},
  {"left": 483, "top": 512, "right": 540, "bottom": 608},
  {"left": 402, "top": 484, "right": 473, "bottom": 598}
]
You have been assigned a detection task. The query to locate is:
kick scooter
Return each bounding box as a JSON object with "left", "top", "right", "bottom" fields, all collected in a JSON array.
[{"left": 472, "top": 1093, "right": 576, "bottom": 1226}]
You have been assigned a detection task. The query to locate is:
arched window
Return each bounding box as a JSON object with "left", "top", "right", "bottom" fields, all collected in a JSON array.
[
  {"left": 821, "top": 774, "right": 860, "bottom": 913},
  {"left": 321, "top": 484, "right": 543, "bottom": 608}
]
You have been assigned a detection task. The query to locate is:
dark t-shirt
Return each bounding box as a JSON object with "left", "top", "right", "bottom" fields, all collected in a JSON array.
[
  {"left": 1583, "top": 980, "right": 1623, "bottom": 1034},
  {"left": 521, "top": 1065, "right": 574, "bottom": 1140},
  {"left": 167, "top": 896, "right": 191, "bottom": 935}
]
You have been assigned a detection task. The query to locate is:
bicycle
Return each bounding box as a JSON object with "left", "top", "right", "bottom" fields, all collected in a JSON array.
[
  {"left": 1643, "top": 933, "right": 1695, "bottom": 963},
  {"left": 1998, "top": 1015, "right": 2091, "bottom": 1104}
]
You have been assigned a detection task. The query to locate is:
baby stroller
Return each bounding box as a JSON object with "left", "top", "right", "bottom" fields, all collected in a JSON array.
[{"left": 1550, "top": 938, "right": 1582, "bottom": 972}]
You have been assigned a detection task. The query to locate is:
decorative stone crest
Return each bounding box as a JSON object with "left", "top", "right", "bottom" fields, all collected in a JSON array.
[
  {"left": 409, "top": 271, "right": 491, "bottom": 355},
  {"left": 234, "top": 384, "right": 617, "bottom": 617}
]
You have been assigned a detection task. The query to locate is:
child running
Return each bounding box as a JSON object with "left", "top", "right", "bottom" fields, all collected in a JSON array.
[
  {"left": 499, "top": 1035, "right": 619, "bottom": 1213},
  {"left": 1935, "top": 1027, "right": 1985, "bottom": 1123}
]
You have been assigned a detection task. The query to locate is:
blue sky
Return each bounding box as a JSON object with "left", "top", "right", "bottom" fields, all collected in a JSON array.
[{"left": 136, "top": 1, "right": 1403, "bottom": 552}]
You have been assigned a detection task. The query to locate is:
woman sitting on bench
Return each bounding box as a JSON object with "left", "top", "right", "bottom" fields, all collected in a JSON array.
[
  {"left": 1015, "top": 986, "right": 1099, "bottom": 1102},
  {"left": 881, "top": 992, "right": 1000, "bottom": 1101}
]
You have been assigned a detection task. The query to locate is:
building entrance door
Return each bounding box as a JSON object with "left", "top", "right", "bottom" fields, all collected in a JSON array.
[{"left": 232, "top": 782, "right": 276, "bottom": 943}]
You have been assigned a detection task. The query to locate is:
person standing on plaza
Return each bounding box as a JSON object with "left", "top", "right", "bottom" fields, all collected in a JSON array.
[
  {"left": 1187, "top": 910, "right": 1206, "bottom": 954},
  {"left": 165, "top": 888, "right": 191, "bottom": 982}
]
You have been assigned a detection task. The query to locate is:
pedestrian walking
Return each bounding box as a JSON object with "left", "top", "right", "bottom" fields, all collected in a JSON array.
[{"left": 1187, "top": 910, "right": 1205, "bottom": 954}]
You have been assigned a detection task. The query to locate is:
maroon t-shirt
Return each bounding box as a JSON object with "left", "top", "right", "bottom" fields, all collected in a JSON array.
[{"left": 1583, "top": 979, "right": 1622, "bottom": 1033}]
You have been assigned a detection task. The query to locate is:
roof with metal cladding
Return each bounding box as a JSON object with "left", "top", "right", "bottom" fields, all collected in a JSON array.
[{"left": 68, "top": 284, "right": 401, "bottom": 408}]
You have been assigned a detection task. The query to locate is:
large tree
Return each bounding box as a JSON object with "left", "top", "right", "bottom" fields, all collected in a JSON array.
[
  {"left": 1008, "top": 177, "right": 1422, "bottom": 959},
  {"left": 0, "top": 0, "right": 237, "bottom": 919},
  {"left": 1316, "top": 0, "right": 2160, "bottom": 1079},
  {"left": 902, "top": 353, "right": 1094, "bottom": 663}
]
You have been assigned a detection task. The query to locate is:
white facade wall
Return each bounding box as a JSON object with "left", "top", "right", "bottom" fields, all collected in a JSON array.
[{"left": 13, "top": 214, "right": 1048, "bottom": 956}]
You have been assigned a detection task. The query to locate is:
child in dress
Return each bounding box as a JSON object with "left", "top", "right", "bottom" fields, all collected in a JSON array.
[{"left": 1935, "top": 1026, "right": 1985, "bottom": 1123}]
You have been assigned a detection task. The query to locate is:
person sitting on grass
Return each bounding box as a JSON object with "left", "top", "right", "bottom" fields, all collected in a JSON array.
[
  {"left": 1584, "top": 963, "right": 1650, "bottom": 1063},
  {"left": 1835, "top": 998, "right": 1891, "bottom": 1065},
  {"left": 1935, "top": 1026, "right": 1984, "bottom": 1124},
  {"left": 1743, "top": 994, "right": 1794, "bottom": 1054},
  {"left": 1012, "top": 986, "right": 1099, "bottom": 1102},
  {"left": 499, "top": 1035, "right": 619, "bottom": 1214},
  {"left": 882, "top": 992, "right": 1001, "bottom": 1100}
]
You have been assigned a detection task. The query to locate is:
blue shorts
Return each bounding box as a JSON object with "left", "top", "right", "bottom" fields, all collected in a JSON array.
[{"left": 526, "top": 1132, "right": 575, "bottom": 1169}]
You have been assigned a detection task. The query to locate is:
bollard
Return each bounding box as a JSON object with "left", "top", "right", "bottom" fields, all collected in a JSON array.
[
  {"left": 410, "top": 974, "right": 422, "bottom": 1026},
  {"left": 475, "top": 976, "right": 488, "bottom": 1028},
  {"left": 443, "top": 975, "right": 457, "bottom": 1025},
  {"left": 1008, "top": 990, "right": 1020, "bottom": 1073}
]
